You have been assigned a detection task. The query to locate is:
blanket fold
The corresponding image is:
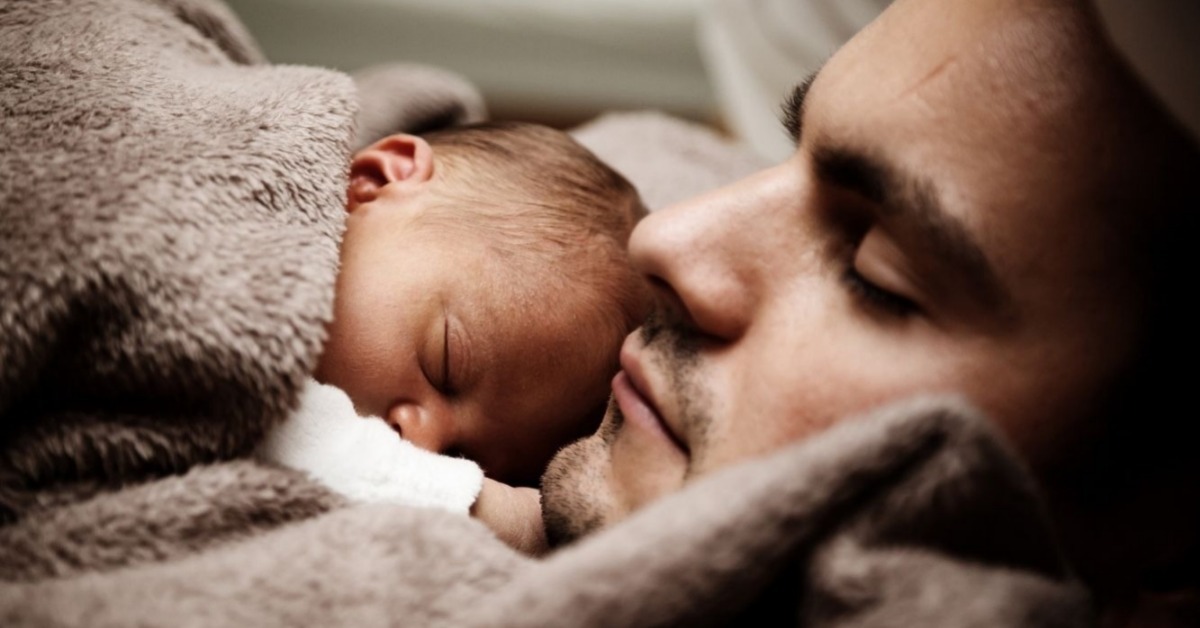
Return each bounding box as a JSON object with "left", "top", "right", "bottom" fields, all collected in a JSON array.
[
  {"left": 0, "top": 0, "right": 354, "bottom": 519},
  {"left": 0, "top": 399, "right": 1090, "bottom": 627}
]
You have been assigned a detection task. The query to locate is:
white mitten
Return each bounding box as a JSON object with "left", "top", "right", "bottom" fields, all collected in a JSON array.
[{"left": 257, "top": 379, "right": 484, "bottom": 514}]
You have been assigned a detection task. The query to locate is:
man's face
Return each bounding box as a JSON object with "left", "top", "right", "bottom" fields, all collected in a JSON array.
[
  {"left": 543, "top": 0, "right": 1147, "bottom": 540},
  {"left": 316, "top": 190, "right": 614, "bottom": 486}
]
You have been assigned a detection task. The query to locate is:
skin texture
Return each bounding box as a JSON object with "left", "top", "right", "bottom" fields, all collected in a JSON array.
[
  {"left": 315, "top": 135, "right": 616, "bottom": 487},
  {"left": 542, "top": 0, "right": 1199, "bottom": 624},
  {"left": 472, "top": 478, "right": 548, "bottom": 555}
]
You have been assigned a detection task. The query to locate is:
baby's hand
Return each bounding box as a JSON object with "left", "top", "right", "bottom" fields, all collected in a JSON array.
[{"left": 471, "top": 478, "right": 548, "bottom": 556}]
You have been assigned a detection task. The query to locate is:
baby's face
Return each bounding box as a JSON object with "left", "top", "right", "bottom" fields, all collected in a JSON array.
[{"left": 315, "top": 197, "right": 618, "bottom": 485}]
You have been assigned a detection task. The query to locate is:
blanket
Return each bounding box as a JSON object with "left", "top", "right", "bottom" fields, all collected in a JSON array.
[{"left": 0, "top": 0, "right": 1092, "bottom": 624}]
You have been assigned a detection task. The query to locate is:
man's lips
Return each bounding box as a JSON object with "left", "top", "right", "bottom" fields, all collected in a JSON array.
[{"left": 613, "top": 346, "right": 688, "bottom": 454}]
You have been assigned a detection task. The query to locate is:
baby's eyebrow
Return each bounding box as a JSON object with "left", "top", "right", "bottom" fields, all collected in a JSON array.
[{"left": 781, "top": 66, "right": 823, "bottom": 145}]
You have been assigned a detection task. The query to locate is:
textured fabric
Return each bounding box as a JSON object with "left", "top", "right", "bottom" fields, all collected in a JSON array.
[
  {"left": 1, "top": 399, "right": 1093, "bottom": 626},
  {"left": 350, "top": 63, "right": 489, "bottom": 151},
  {"left": 0, "top": 0, "right": 352, "bottom": 520},
  {"left": 258, "top": 379, "right": 484, "bottom": 514},
  {"left": 572, "top": 110, "right": 769, "bottom": 211},
  {"left": 0, "top": 460, "right": 346, "bottom": 582}
]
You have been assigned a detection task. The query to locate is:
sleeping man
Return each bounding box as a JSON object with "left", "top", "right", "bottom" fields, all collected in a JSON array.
[{"left": 533, "top": 0, "right": 1198, "bottom": 624}]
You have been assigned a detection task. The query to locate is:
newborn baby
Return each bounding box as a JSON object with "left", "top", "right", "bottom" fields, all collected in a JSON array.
[{"left": 258, "top": 122, "right": 650, "bottom": 551}]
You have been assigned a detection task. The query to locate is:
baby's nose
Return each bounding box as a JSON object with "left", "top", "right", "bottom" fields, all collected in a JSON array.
[{"left": 385, "top": 400, "right": 458, "bottom": 454}]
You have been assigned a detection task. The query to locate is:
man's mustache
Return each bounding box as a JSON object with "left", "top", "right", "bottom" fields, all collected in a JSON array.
[
  {"left": 639, "top": 306, "right": 702, "bottom": 360},
  {"left": 639, "top": 307, "right": 668, "bottom": 345}
]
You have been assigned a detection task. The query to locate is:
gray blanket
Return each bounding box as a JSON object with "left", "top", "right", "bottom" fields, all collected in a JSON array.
[{"left": 0, "top": 0, "right": 1092, "bottom": 625}]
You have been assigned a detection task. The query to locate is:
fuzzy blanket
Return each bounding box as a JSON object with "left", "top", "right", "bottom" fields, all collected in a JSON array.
[{"left": 0, "top": 0, "right": 1091, "bottom": 625}]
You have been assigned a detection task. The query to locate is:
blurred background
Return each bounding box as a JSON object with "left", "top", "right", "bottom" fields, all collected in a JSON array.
[
  {"left": 227, "top": 0, "right": 1198, "bottom": 163},
  {"left": 225, "top": 0, "right": 720, "bottom": 129}
]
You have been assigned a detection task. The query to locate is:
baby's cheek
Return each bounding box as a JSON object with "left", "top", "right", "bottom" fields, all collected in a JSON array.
[{"left": 310, "top": 328, "right": 345, "bottom": 385}]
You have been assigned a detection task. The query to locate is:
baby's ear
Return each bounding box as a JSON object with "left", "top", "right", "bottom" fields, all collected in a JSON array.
[{"left": 346, "top": 134, "right": 435, "bottom": 211}]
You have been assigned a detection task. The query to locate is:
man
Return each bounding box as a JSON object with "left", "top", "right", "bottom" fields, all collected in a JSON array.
[{"left": 543, "top": 0, "right": 1198, "bottom": 624}]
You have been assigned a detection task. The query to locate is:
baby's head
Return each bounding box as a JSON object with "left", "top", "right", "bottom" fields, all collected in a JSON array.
[{"left": 316, "top": 122, "right": 650, "bottom": 485}]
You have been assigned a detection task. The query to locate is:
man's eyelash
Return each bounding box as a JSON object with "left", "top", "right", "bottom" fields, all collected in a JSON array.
[
  {"left": 842, "top": 268, "right": 917, "bottom": 317},
  {"left": 780, "top": 71, "right": 818, "bottom": 143},
  {"left": 780, "top": 93, "right": 802, "bottom": 141},
  {"left": 780, "top": 89, "right": 804, "bottom": 142}
]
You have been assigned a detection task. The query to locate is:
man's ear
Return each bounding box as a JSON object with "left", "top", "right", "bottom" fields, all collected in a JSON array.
[{"left": 347, "top": 134, "right": 435, "bottom": 212}]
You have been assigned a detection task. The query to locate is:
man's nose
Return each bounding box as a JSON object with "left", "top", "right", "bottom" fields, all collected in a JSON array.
[{"left": 628, "top": 171, "right": 779, "bottom": 342}]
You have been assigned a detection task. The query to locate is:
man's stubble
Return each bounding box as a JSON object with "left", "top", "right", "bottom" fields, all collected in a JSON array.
[
  {"left": 540, "top": 310, "right": 714, "bottom": 546},
  {"left": 540, "top": 398, "right": 623, "bottom": 546}
]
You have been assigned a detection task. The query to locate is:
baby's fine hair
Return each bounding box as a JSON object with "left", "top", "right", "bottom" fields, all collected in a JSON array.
[{"left": 418, "top": 121, "right": 651, "bottom": 338}]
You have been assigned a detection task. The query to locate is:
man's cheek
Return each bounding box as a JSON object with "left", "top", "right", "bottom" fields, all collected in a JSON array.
[{"left": 696, "top": 355, "right": 833, "bottom": 472}]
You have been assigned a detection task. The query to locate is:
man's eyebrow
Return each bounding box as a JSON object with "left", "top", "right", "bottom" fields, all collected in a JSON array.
[
  {"left": 812, "top": 146, "right": 1016, "bottom": 320},
  {"left": 780, "top": 67, "right": 822, "bottom": 145}
]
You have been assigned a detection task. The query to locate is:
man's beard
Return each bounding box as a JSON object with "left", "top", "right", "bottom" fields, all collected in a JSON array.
[
  {"left": 540, "top": 308, "right": 711, "bottom": 547},
  {"left": 540, "top": 397, "right": 624, "bottom": 547}
]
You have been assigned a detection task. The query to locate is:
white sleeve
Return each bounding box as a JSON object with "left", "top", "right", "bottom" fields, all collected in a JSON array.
[{"left": 256, "top": 379, "right": 484, "bottom": 515}]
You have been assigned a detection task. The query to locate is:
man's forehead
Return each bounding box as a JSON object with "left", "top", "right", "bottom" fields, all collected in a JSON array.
[
  {"left": 844, "top": 1, "right": 1103, "bottom": 107},
  {"left": 817, "top": 5, "right": 1114, "bottom": 183}
]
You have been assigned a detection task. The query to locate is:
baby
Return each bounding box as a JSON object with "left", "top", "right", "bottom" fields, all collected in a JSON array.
[{"left": 258, "top": 122, "right": 650, "bottom": 551}]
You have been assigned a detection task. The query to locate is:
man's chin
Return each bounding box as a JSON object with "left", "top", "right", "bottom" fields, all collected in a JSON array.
[{"left": 539, "top": 402, "right": 623, "bottom": 547}]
